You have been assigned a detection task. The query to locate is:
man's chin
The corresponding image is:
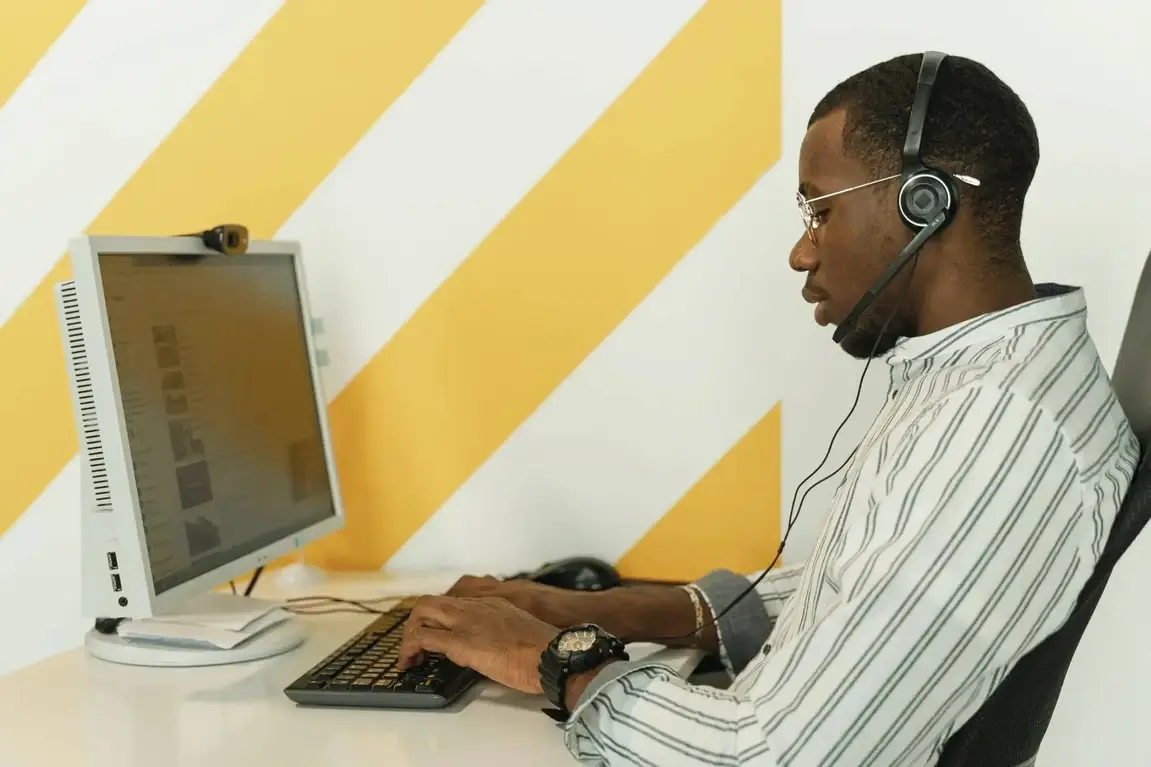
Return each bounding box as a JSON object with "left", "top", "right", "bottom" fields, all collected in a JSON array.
[{"left": 836, "top": 324, "right": 899, "bottom": 360}]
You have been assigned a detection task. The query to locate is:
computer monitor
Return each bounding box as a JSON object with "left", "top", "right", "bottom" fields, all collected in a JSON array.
[{"left": 56, "top": 233, "right": 344, "bottom": 665}]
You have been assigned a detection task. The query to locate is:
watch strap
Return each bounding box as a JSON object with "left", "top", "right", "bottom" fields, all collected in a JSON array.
[{"left": 539, "top": 625, "right": 628, "bottom": 722}]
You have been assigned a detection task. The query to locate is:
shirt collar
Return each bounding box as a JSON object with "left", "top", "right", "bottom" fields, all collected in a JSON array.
[{"left": 887, "top": 283, "right": 1087, "bottom": 367}]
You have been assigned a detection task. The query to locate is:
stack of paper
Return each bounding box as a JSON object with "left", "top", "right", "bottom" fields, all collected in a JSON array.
[{"left": 115, "top": 593, "right": 291, "bottom": 650}]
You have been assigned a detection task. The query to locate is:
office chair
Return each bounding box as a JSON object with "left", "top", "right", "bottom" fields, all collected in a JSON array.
[{"left": 936, "top": 257, "right": 1151, "bottom": 767}]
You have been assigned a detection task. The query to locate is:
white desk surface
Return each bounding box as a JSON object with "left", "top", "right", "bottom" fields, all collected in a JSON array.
[{"left": 0, "top": 570, "right": 704, "bottom": 766}]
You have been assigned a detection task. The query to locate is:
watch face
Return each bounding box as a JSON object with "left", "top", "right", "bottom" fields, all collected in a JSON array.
[{"left": 556, "top": 628, "right": 598, "bottom": 656}]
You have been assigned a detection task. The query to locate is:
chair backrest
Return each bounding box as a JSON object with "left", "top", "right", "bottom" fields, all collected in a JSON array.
[
  {"left": 1113, "top": 252, "right": 1151, "bottom": 447},
  {"left": 937, "top": 254, "right": 1151, "bottom": 767}
]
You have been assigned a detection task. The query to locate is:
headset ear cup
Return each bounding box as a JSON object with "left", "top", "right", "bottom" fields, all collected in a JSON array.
[{"left": 898, "top": 172, "right": 954, "bottom": 229}]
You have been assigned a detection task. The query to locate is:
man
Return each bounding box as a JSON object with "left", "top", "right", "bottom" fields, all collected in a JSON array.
[{"left": 397, "top": 53, "right": 1141, "bottom": 765}]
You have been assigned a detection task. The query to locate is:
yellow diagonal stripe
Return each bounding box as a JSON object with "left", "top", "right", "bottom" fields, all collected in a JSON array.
[
  {"left": 616, "top": 404, "right": 782, "bottom": 582},
  {"left": 0, "top": 0, "right": 483, "bottom": 540},
  {"left": 307, "top": 0, "right": 783, "bottom": 570},
  {"left": 0, "top": 1, "right": 86, "bottom": 110}
]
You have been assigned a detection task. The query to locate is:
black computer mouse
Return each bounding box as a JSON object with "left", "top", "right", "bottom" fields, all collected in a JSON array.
[{"left": 523, "top": 556, "right": 622, "bottom": 592}]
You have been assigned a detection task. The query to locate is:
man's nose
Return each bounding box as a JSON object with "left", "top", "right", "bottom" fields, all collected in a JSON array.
[{"left": 789, "top": 236, "right": 817, "bottom": 273}]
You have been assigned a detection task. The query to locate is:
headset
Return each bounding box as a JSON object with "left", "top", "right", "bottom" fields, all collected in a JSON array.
[
  {"left": 642, "top": 51, "right": 967, "bottom": 645},
  {"left": 832, "top": 50, "right": 969, "bottom": 345}
]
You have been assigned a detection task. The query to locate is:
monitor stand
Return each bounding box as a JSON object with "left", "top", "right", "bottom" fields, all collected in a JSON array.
[{"left": 84, "top": 593, "right": 306, "bottom": 668}]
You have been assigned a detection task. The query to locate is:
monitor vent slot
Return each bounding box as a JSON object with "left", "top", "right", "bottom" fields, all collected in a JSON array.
[{"left": 60, "top": 282, "right": 112, "bottom": 514}]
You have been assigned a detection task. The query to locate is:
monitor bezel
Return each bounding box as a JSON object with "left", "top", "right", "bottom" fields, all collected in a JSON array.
[{"left": 68, "top": 233, "right": 345, "bottom": 615}]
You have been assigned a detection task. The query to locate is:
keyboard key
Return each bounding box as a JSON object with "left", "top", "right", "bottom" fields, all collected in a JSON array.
[{"left": 414, "top": 679, "right": 444, "bottom": 694}]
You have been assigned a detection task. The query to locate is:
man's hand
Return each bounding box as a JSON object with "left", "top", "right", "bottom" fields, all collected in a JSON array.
[
  {"left": 397, "top": 596, "right": 560, "bottom": 695},
  {"left": 442, "top": 573, "right": 717, "bottom": 653},
  {"left": 444, "top": 575, "right": 601, "bottom": 629}
]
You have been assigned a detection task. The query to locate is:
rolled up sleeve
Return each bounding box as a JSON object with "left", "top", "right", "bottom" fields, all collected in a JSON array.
[{"left": 694, "top": 563, "right": 805, "bottom": 676}]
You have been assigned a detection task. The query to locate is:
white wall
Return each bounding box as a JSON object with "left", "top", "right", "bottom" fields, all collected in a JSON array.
[{"left": 0, "top": 2, "right": 1147, "bottom": 762}]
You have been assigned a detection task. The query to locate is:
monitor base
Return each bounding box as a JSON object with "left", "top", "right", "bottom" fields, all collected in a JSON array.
[{"left": 85, "top": 610, "right": 306, "bottom": 668}]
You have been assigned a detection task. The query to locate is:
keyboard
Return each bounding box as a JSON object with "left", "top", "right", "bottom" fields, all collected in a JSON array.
[{"left": 283, "top": 600, "right": 481, "bottom": 709}]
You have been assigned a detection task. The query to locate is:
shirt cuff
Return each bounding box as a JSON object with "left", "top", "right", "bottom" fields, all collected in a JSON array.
[
  {"left": 694, "top": 568, "right": 773, "bottom": 676},
  {"left": 566, "top": 658, "right": 677, "bottom": 720},
  {"left": 561, "top": 659, "right": 680, "bottom": 757}
]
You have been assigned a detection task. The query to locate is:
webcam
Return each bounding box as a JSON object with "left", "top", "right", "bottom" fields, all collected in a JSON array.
[
  {"left": 197, "top": 224, "right": 249, "bottom": 255},
  {"left": 171, "top": 224, "right": 249, "bottom": 262}
]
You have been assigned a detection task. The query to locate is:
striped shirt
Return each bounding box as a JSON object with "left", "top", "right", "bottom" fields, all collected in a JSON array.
[{"left": 564, "top": 283, "right": 1141, "bottom": 766}]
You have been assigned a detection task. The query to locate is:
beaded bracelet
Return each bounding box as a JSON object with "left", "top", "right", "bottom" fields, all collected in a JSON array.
[{"left": 679, "top": 584, "right": 705, "bottom": 642}]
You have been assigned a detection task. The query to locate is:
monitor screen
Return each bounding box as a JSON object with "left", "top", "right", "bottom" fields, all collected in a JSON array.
[{"left": 98, "top": 251, "right": 337, "bottom": 594}]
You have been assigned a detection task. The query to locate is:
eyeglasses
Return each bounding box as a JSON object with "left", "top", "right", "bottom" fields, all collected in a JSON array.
[{"left": 796, "top": 172, "right": 981, "bottom": 244}]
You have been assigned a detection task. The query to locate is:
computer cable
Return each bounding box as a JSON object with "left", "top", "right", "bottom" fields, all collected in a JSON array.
[
  {"left": 229, "top": 565, "right": 265, "bottom": 597},
  {"left": 233, "top": 564, "right": 415, "bottom": 615},
  {"left": 244, "top": 566, "right": 264, "bottom": 596},
  {"left": 281, "top": 594, "right": 417, "bottom": 616}
]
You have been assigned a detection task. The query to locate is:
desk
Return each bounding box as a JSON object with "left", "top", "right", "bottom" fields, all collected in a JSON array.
[{"left": 0, "top": 571, "right": 705, "bottom": 766}]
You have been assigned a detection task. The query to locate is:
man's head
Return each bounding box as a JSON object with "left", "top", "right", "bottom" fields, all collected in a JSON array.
[{"left": 790, "top": 53, "right": 1040, "bottom": 359}]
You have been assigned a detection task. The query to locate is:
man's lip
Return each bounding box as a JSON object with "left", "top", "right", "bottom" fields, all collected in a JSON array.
[{"left": 801, "top": 287, "right": 828, "bottom": 304}]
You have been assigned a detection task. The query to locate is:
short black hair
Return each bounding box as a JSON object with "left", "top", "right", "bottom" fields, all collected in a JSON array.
[{"left": 809, "top": 53, "right": 1039, "bottom": 259}]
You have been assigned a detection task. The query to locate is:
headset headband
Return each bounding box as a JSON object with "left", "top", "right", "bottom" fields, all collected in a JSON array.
[{"left": 902, "top": 51, "right": 946, "bottom": 171}]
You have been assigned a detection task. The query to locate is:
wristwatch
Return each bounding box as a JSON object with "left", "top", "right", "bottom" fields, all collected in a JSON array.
[{"left": 539, "top": 624, "right": 629, "bottom": 720}]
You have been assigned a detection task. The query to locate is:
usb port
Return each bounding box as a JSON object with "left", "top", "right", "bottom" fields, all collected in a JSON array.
[
  {"left": 107, "top": 552, "right": 118, "bottom": 570},
  {"left": 111, "top": 573, "right": 122, "bottom": 592}
]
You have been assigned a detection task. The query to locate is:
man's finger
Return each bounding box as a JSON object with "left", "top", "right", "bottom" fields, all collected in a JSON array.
[
  {"left": 446, "top": 575, "right": 500, "bottom": 597},
  {"left": 407, "top": 595, "right": 464, "bottom": 630},
  {"left": 397, "top": 625, "right": 453, "bottom": 670}
]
